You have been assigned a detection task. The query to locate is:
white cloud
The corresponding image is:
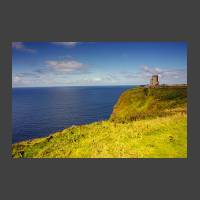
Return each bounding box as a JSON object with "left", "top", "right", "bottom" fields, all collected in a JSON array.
[
  {"left": 51, "top": 42, "right": 78, "bottom": 47},
  {"left": 12, "top": 42, "right": 36, "bottom": 53},
  {"left": 15, "top": 72, "right": 40, "bottom": 78},
  {"left": 12, "top": 63, "right": 187, "bottom": 87},
  {"left": 137, "top": 66, "right": 187, "bottom": 84},
  {"left": 142, "top": 66, "right": 163, "bottom": 75},
  {"left": 117, "top": 66, "right": 187, "bottom": 85},
  {"left": 45, "top": 59, "right": 87, "bottom": 74},
  {"left": 13, "top": 75, "right": 22, "bottom": 84},
  {"left": 12, "top": 72, "right": 41, "bottom": 86},
  {"left": 12, "top": 58, "right": 90, "bottom": 87},
  {"left": 12, "top": 75, "right": 31, "bottom": 86}
]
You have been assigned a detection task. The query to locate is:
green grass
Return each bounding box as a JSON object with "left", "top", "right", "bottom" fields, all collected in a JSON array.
[
  {"left": 12, "top": 86, "right": 187, "bottom": 158},
  {"left": 110, "top": 86, "right": 187, "bottom": 122}
]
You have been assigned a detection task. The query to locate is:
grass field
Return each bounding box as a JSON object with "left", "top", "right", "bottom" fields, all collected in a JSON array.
[{"left": 12, "top": 86, "right": 187, "bottom": 158}]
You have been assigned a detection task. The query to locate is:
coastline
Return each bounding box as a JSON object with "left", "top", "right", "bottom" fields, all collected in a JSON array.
[{"left": 12, "top": 86, "right": 187, "bottom": 158}]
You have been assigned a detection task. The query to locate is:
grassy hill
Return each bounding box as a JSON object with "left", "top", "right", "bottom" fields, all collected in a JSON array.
[
  {"left": 110, "top": 86, "right": 187, "bottom": 122},
  {"left": 12, "top": 86, "right": 187, "bottom": 158}
]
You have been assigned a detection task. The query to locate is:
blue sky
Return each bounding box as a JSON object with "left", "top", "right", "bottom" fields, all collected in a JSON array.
[{"left": 12, "top": 42, "right": 187, "bottom": 87}]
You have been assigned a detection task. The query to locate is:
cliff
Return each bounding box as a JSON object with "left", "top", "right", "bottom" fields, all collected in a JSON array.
[
  {"left": 12, "top": 86, "right": 187, "bottom": 158},
  {"left": 110, "top": 86, "right": 187, "bottom": 122}
]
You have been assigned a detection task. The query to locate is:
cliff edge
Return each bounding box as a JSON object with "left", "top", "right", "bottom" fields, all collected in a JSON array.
[{"left": 12, "top": 86, "right": 187, "bottom": 158}]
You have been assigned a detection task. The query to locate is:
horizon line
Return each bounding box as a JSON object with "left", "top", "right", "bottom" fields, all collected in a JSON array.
[{"left": 12, "top": 84, "right": 138, "bottom": 89}]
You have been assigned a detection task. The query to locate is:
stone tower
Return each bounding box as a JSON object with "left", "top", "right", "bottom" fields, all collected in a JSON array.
[{"left": 150, "top": 75, "right": 159, "bottom": 87}]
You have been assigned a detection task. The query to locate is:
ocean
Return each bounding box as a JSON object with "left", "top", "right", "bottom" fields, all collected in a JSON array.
[{"left": 12, "top": 86, "right": 134, "bottom": 143}]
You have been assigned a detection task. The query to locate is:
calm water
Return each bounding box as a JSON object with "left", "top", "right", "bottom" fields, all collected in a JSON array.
[{"left": 12, "top": 86, "right": 134, "bottom": 143}]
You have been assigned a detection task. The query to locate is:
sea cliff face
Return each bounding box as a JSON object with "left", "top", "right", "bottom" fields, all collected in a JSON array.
[{"left": 12, "top": 86, "right": 187, "bottom": 158}]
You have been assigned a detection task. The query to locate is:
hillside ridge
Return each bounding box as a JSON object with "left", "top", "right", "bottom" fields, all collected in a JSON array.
[{"left": 110, "top": 85, "right": 187, "bottom": 122}]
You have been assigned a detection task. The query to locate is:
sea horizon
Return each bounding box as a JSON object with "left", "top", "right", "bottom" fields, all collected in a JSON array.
[
  {"left": 12, "top": 85, "right": 134, "bottom": 143},
  {"left": 12, "top": 84, "right": 138, "bottom": 89}
]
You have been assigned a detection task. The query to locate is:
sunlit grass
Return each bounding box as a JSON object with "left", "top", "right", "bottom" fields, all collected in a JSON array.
[
  {"left": 12, "top": 113, "right": 187, "bottom": 158},
  {"left": 12, "top": 86, "right": 187, "bottom": 158},
  {"left": 110, "top": 86, "right": 187, "bottom": 122}
]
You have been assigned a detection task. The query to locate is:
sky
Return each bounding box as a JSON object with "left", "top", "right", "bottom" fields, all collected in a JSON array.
[{"left": 12, "top": 42, "right": 187, "bottom": 87}]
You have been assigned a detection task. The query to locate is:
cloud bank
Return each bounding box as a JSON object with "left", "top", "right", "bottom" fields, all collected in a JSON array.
[
  {"left": 141, "top": 66, "right": 187, "bottom": 81},
  {"left": 45, "top": 59, "right": 86, "bottom": 74},
  {"left": 12, "top": 42, "right": 36, "bottom": 53},
  {"left": 12, "top": 64, "right": 187, "bottom": 87},
  {"left": 51, "top": 42, "right": 79, "bottom": 47}
]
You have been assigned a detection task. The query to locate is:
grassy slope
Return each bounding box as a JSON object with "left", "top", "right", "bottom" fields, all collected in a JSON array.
[
  {"left": 12, "top": 86, "right": 187, "bottom": 158},
  {"left": 110, "top": 86, "right": 187, "bottom": 122}
]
